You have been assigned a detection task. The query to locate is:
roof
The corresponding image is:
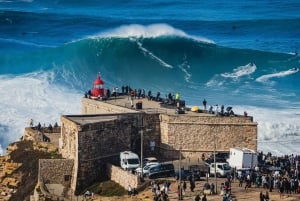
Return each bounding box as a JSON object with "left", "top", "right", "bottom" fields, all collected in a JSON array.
[
  {"left": 230, "top": 147, "right": 256, "bottom": 153},
  {"left": 64, "top": 115, "right": 118, "bottom": 125},
  {"left": 95, "top": 95, "right": 214, "bottom": 117}
]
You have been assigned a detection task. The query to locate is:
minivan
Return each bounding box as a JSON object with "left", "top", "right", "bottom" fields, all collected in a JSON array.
[
  {"left": 148, "top": 163, "right": 175, "bottom": 179},
  {"left": 120, "top": 151, "right": 140, "bottom": 171}
]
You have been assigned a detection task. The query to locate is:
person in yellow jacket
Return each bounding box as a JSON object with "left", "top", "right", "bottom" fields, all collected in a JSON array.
[{"left": 175, "top": 92, "right": 180, "bottom": 100}]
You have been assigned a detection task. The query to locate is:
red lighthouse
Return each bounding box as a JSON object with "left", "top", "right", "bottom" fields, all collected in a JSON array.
[{"left": 91, "top": 72, "right": 104, "bottom": 99}]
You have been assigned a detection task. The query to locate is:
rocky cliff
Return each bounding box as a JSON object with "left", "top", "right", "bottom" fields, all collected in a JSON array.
[{"left": 0, "top": 127, "right": 61, "bottom": 201}]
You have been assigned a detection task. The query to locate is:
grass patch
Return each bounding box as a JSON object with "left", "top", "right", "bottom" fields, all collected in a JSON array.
[{"left": 84, "top": 180, "right": 127, "bottom": 197}]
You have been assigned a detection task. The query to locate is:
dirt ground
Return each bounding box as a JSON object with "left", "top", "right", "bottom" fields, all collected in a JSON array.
[{"left": 85, "top": 177, "right": 300, "bottom": 201}]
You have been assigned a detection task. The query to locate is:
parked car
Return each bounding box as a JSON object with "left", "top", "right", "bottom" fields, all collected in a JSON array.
[
  {"left": 175, "top": 169, "right": 201, "bottom": 181},
  {"left": 205, "top": 153, "right": 229, "bottom": 164},
  {"left": 189, "top": 164, "right": 209, "bottom": 177},
  {"left": 135, "top": 162, "right": 160, "bottom": 176},
  {"left": 148, "top": 163, "right": 175, "bottom": 179},
  {"left": 143, "top": 157, "right": 159, "bottom": 166}
]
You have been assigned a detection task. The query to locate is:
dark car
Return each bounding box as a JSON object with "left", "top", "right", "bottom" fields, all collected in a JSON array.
[
  {"left": 148, "top": 163, "right": 175, "bottom": 179},
  {"left": 205, "top": 153, "right": 229, "bottom": 164},
  {"left": 189, "top": 164, "right": 209, "bottom": 177},
  {"left": 205, "top": 157, "right": 227, "bottom": 164},
  {"left": 175, "top": 169, "right": 201, "bottom": 181}
]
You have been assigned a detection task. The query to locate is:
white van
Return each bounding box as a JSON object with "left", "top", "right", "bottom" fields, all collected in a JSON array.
[
  {"left": 120, "top": 151, "right": 140, "bottom": 171},
  {"left": 209, "top": 162, "right": 232, "bottom": 177}
]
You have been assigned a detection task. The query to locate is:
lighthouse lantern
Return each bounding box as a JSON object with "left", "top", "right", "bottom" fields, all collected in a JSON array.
[{"left": 92, "top": 73, "right": 104, "bottom": 98}]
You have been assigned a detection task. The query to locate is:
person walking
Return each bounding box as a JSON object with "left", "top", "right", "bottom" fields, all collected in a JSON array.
[
  {"left": 128, "top": 184, "right": 132, "bottom": 197},
  {"left": 183, "top": 180, "right": 187, "bottom": 193}
]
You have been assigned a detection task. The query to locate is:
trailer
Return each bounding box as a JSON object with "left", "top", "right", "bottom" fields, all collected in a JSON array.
[{"left": 228, "top": 147, "right": 257, "bottom": 169}]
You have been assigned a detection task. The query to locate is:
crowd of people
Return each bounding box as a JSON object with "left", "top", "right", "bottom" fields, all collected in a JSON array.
[
  {"left": 150, "top": 180, "right": 171, "bottom": 201},
  {"left": 85, "top": 84, "right": 247, "bottom": 117},
  {"left": 28, "top": 119, "right": 59, "bottom": 142},
  {"left": 233, "top": 152, "right": 300, "bottom": 200}
]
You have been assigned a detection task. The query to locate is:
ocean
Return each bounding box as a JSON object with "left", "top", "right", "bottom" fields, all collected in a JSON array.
[{"left": 0, "top": 0, "right": 300, "bottom": 156}]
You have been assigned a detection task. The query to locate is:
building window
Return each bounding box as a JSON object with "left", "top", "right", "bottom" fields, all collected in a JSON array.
[{"left": 64, "top": 175, "right": 71, "bottom": 182}]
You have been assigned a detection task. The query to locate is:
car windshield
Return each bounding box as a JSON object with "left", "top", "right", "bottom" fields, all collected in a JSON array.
[
  {"left": 223, "top": 164, "right": 231, "bottom": 170},
  {"left": 128, "top": 159, "right": 139, "bottom": 164},
  {"left": 144, "top": 165, "right": 152, "bottom": 170}
]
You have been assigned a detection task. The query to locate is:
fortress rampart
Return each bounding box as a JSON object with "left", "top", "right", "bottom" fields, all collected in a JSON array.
[
  {"left": 60, "top": 112, "right": 161, "bottom": 194},
  {"left": 159, "top": 114, "right": 257, "bottom": 158},
  {"left": 57, "top": 97, "right": 257, "bottom": 195}
]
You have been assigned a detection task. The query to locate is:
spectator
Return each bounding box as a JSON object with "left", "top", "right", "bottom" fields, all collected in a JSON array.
[
  {"left": 128, "top": 184, "right": 132, "bottom": 197},
  {"left": 203, "top": 99, "right": 207, "bottom": 110},
  {"left": 195, "top": 194, "right": 200, "bottom": 201},
  {"left": 29, "top": 119, "right": 34, "bottom": 127}
]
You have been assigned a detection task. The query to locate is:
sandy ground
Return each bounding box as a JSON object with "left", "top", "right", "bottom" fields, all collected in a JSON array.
[{"left": 82, "top": 177, "right": 300, "bottom": 201}]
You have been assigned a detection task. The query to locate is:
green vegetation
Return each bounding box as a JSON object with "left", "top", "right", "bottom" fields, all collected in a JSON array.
[
  {"left": 84, "top": 180, "right": 127, "bottom": 197},
  {"left": 7, "top": 140, "right": 62, "bottom": 201}
]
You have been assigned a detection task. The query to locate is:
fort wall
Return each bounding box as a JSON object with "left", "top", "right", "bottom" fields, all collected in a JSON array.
[
  {"left": 60, "top": 113, "right": 161, "bottom": 194},
  {"left": 159, "top": 114, "right": 257, "bottom": 159},
  {"left": 81, "top": 98, "right": 138, "bottom": 114},
  {"left": 39, "top": 159, "right": 74, "bottom": 186},
  {"left": 38, "top": 159, "right": 74, "bottom": 200},
  {"left": 58, "top": 97, "right": 257, "bottom": 195},
  {"left": 107, "top": 163, "right": 140, "bottom": 189}
]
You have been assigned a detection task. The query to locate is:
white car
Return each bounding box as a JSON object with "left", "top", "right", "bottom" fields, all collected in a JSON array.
[
  {"left": 135, "top": 162, "right": 160, "bottom": 176},
  {"left": 143, "top": 157, "right": 159, "bottom": 166}
]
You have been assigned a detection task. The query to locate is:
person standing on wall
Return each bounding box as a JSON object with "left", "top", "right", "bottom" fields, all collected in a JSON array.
[
  {"left": 203, "top": 99, "right": 207, "bottom": 110},
  {"left": 29, "top": 119, "right": 34, "bottom": 127}
]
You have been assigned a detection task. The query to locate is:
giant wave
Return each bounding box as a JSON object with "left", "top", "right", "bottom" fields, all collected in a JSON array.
[{"left": 0, "top": 24, "right": 299, "bottom": 155}]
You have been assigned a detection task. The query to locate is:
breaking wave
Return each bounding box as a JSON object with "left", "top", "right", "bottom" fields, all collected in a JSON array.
[
  {"left": 256, "top": 67, "right": 299, "bottom": 83},
  {"left": 221, "top": 63, "right": 256, "bottom": 79},
  {"left": 0, "top": 24, "right": 300, "bottom": 155}
]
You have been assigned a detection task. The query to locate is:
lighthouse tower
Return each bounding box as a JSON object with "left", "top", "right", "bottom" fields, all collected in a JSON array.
[{"left": 91, "top": 73, "right": 104, "bottom": 99}]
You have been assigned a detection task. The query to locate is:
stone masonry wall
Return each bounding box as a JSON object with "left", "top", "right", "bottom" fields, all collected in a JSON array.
[
  {"left": 159, "top": 114, "right": 257, "bottom": 158},
  {"left": 81, "top": 98, "right": 137, "bottom": 114},
  {"left": 72, "top": 114, "right": 156, "bottom": 194},
  {"left": 137, "top": 113, "right": 161, "bottom": 156},
  {"left": 60, "top": 99, "right": 257, "bottom": 194},
  {"left": 60, "top": 117, "right": 80, "bottom": 194},
  {"left": 107, "top": 164, "right": 140, "bottom": 189},
  {"left": 39, "top": 159, "right": 74, "bottom": 186},
  {"left": 60, "top": 117, "right": 78, "bottom": 160},
  {"left": 75, "top": 118, "right": 133, "bottom": 193},
  {"left": 60, "top": 113, "right": 161, "bottom": 194}
]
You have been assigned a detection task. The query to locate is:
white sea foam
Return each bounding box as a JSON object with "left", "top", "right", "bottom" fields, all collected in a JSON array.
[
  {"left": 0, "top": 38, "right": 55, "bottom": 48},
  {"left": 221, "top": 63, "right": 257, "bottom": 79},
  {"left": 256, "top": 67, "right": 299, "bottom": 83},
  {"left": 234, "top": 105, "right": 300, "bottom": 156},
  {"left": 136, "top": 40, "right": 173, "bottom": 68},
  {"left": 0, "top": 71, "right": 299, "bottom": 156},
  {"left": 178, "top": 55, "right": 192, "bottom": 82},
  {"left": 205, "top": 63, "right": 256, "bottom": 87},
  {"left": 0, "top": 71, "right": 81, "bottom": 155},
  {"left": 91, "top": 23, "right": 215, "bottom": 44}
]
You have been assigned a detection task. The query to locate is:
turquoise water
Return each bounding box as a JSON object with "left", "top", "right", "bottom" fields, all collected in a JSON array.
[{"left": 0, "top": 0, "right": 299, "bottom": 155}]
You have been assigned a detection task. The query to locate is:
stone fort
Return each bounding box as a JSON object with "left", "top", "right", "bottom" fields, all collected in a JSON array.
[{"left": 37, "top": 95, "right": 257, "bottom": 198}]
